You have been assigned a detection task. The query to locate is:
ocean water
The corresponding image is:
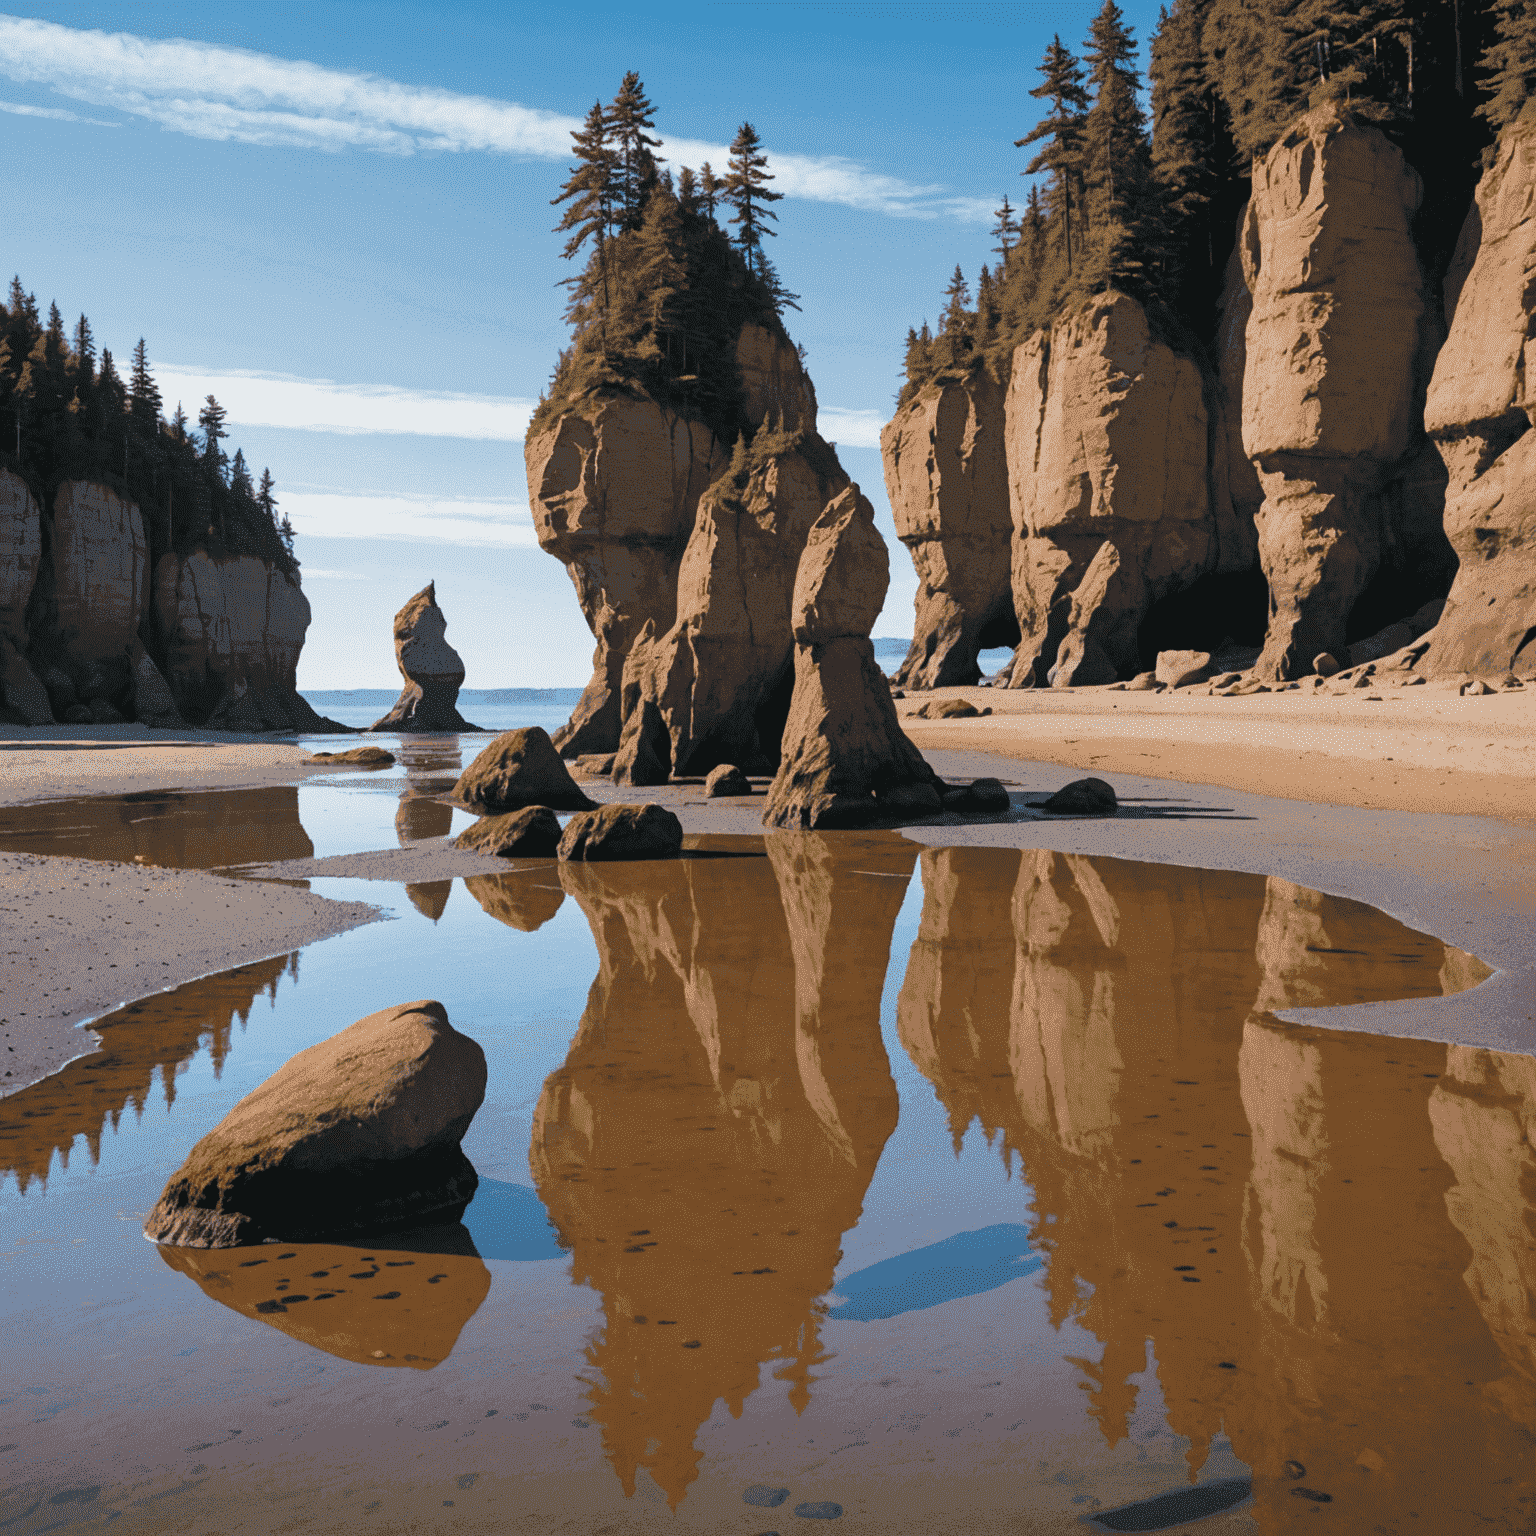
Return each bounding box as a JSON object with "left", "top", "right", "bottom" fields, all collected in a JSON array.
[
  {"left": 1, "top": 787, "right": 1528, "bottom": 1533},
  {"left": 301, "top": 689, "right": 582, "bottom": 736}
]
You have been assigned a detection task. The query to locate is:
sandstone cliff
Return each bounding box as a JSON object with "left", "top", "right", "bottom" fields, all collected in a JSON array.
[
  {"left": 1423, "top": 99, "right": 1536, "bottom": 677},
  {"left": 1001, "top": 293, "right": 1213, "bottom": 687},
  {"left": 881, "top": 372, "right": 1015, "bottom": 687}
]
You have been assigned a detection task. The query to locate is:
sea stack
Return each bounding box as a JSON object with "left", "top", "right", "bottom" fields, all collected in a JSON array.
[{"left": 369, "top": 581, "right": 480, "bottom": 732}]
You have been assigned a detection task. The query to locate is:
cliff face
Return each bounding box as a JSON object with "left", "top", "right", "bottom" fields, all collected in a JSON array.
[
  {"left": 881, "top": 373, "right": 1014, "bottom": 687},
  {"left": 1423, "top": 99, "right": 1536, "bottom": 677},
  {"left": 1001, "top": 293, "right": 1212, "bottom": 687}
]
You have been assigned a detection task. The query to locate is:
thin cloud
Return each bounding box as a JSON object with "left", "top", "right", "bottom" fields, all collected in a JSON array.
[
  {"left": 155, "top": 365, "right": 534, "bottom": 441},
  {"left": 0, "top": 15, "right": 989, "bottom": 221},
  {"left": 284, "top": 489, "right": 539, "bottom": 549},
  {"left": 0, "top": 96, "right": 117, "bottom": 125},
  {"left": 817, "top": 407, "right": 885, "bottom": 449}
]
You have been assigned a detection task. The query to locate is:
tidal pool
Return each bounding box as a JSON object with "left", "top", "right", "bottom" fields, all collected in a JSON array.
[{"left": 1, "top": 794, "right": 1531, "bottom": 1533}]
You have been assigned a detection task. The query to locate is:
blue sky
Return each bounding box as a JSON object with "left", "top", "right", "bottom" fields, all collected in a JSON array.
[{"left": 0, "top": 1, "right": 1155, "bottom": 687}]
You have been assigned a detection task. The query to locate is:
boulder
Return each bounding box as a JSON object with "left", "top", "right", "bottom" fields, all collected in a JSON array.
[
  {"left": 454, "top": 805, "right": 562, "bottom": 857},
  {"left": 881, "top": 373, "right": 1016, "bottom": 688},
  {"left": 0, "top": 468, "right": 40, "bottom": 647},
  {"left": 1155, "top": 649, "right": 1212, "bottom": 688},
  {"left": 454, "top": 727, "right": 596, "bottom": 814},
  {"left": 1422, "top": 100, "right": 1536, "bottom": 679},
  {"left": 130, "top": 644, "right": 184, "bottom": 729},
  {"left": 913, "top": 697, "right": 985, "bottom": 719},
  {"left": 610, "top": 432, "right": 845, "bottom": 784},
  {"left": 307, "top": 745, "right": 396, "bottom": 767},
  {"left": 1241, "top": 105, "right": 1441, "bottom": 679},
  {"left": 368, "top": 582, "right": 480, "bottom": 732},
  {"left": 1038, "top": 777, "right": 1118, "bottom": 816},
  {"left": 764, "top": 487, "right": 946, "bottom": 828},
  {"left": 941, "top": 777, "right": 1011, "bottom": 814},
  {"left": 557, "top": 802, "right": 684, "bottom": 861},
  {"left": 703, "top": 763, "right": 752, "bottom": 797},
  {"left": 527, "top": 391, "right": 729, "bottom": 756},
  {"left": 143, "top": 1000, "right": 487, "bottom": 1248},
  {"left": 0, "top": 637, "right": 53, "bottom": 725},
  {"left": 1124, "top": 671, "right": 1159, "bottom": 691},
  {"left": 1001, "top": 293, "right": 1213, "bottom": 688}
]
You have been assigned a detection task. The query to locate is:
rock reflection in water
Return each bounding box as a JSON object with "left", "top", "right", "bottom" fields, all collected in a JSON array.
[
  {"left": 532, "top": 832, "right": 913, "bottom": 1507},
  {"left": 394, "top": 793, "right": 453, "bottom": 844},
  {"left": 159, "top": 1223, "right": 491, "bottom": 1369},
  {"left": 0, "top": 786, "right": 313, "bottom": 868},
  {"left": 0, "top": 956, "right": 297, "bottom": 1193},
  {"left": 464, "top": 869, "right": 566, "bottom": 932},
  {"left": 899, "top": 847, "right": 1529, "bottom": 1532},
  {"left": 404, "top": 879, "right": 453, "bottom": 921}
]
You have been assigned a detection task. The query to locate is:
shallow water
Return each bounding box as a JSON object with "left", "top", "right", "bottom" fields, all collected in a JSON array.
[{"left": 2, "top": 807, "right": 1533, "bottom": 1533}]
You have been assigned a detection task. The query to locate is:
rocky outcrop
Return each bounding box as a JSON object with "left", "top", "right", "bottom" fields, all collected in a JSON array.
[
  {"left": 453, "top": 727, "right": 595, "bottom": 814},
  {"left": 143, "top": 1000, "right": 487, "bottom": 1248},
  {"left": 1422, "top": 100, "right": 1536, "bottom": 677},
  {"left": 735, "top": 322, "right": 817, "bottom": 432},
  {"left": 557, "top": 801, "right": 683, "bottom": 861},
  {"left": 454, "top": 804, "right": 561, "bottom": 856},
  {"left": 154, "top": 549, "right": 330, "bottom": 730},
  {"left": 611, "top": 431, "right": 846, "bottom": 783},
  {"left": 527, "top": 393, "right": 728, "bottom": 756},
  {"left": 1001, "top": 294, "right": 1213, "bottom": 687},
  {"left": 882, "top": 373, "right": 1015, "bottom": 687},
  {"left": 51, "top": 480, "right": 149, "bottom": 664},
  {"left": 0, "top": 468, "right": 40, "bottom": 647},
  {"left": 1241, "top": 106, "right": 1442, "bottom": 679},
  {"left": 764, "top": 487, "right": 944, "bottom": 827},
  {"left": 368, "top": 582, "right": 479, "bottom": 731}
]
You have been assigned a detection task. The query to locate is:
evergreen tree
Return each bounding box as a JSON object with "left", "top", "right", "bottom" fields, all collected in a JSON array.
[
  {"left": 128, "top": 338, "right": 162, "bottom": 432},
  {"left": 257, "top": 466, "right": 277, "bottom": 520},
  {"left": 941, "top": 265, "right": 973, "bottom": 364},
  {"left": 169, "top": 402, "right": 189, "bottom": 443},
  {"left": 723, "top": 122, "right": 783, "bottom": 276},
  {"left": 699, "top": 162, "right": 722, "bottom": 221},
  {"left": 552, "top": 101, "right": 618, "bottom": 336},
  {"left": 1081, "top": 0, "right": 1159, "bottom": 292},
  {"left": 608, "top": 71, "right": 664, "bottom": 230},
  {"left": 229, "top": 447, "right": 253, "bottom": 497},
  {"left": 991, "top": 193, "right": 1020, "bottom": 265},
  {"left": 198, "top": 395, "right": 228, "bottom": 475},
  {"left": 677, "top": 164, "right": 701, "bottom": 214},
  {"left": 1480, "top": 0, "right": 1536, "bottom": 128},
  {"left": 1018, "top": 37, "right": 1091, "bottom": 274},
  {"left": 70, "top": 314, "right": 95, "bottom": 389}
]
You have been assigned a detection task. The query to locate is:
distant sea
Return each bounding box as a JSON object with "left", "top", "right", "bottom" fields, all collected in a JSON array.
[{"left": 304, "top": 639, "right": 1013, "bottom": 732}]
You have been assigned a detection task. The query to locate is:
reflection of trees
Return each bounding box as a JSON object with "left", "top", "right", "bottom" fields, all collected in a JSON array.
[
  {"left": 0, "top": 786, "right": 313, "bottom": 867},
  {"left": 0, "top": 955, "right": 297, "bottom": 1194},
  {"left": 897, "top": 848, "right": 1533, "bottom": 1529},
  {"left": 160, "top": 1224, "right": 490, "bottom": 1369},
  {"left": 531, "top": 833, "right": 913, "bottom": 1508}
]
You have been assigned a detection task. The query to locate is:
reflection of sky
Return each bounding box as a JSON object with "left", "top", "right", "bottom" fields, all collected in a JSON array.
[
  {"left": 825, "top": 1224, "right": 1040, "bottom": 1322},
  {"left": 463, "top": 1179, "right": 565, "bottom": 1264}
]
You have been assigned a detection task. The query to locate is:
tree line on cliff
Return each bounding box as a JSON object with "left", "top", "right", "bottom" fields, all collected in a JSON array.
[
  {"left": 532, "top": 71, "right": 803, "bottom": 449},
  {"left": 900, "top": 0, "right": 1529, "bottom": 404},
  {"left": 0, "top": 279, "right": 297, "bottom": 577}
]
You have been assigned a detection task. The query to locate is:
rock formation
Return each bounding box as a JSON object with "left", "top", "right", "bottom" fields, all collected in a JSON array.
[
  {"left": 1001, "top": 293, "right": 1213, "bottom": 687},
  {"left": 1239, "top": 105, "right": 1446, "bottom": 679},
  {"left": 143, "top": 1000, "right": 487, "bottom": 1248},
  {"left": 557, "top": 801, "right": 683, "bottom": 861},
  {"left": 881, "top": 372, "right": 1015, "bottom": 686},
  {"left": 453, "top": 727, "right": 595, "bottom": 814},
  {"left": 610, "top": 428, "right": 846, "bottom": 783},
  {"left": 454, "top": 804, "right": 562, "bottom": 857},
  {"left": 764, "top": 486, "right": 946, "bottom": 828},
  {"left": 1422, "top": 99, "right": 1536, "bottom": 677},
  {"left": 527, "top": 394, "right": 728, "bottom": 756},
  {"left": 368, "top": 582, "right": 479, "bottom": 731}
]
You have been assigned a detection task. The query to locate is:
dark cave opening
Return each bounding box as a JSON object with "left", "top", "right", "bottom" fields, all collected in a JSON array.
[{"left": 1135, "top": 566, "right": 1270, "bottom": 673}]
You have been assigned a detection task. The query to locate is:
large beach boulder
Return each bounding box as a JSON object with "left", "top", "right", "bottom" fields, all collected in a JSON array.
[
  {"left": 557, "top": 802, "right": 683, "bottom": 861},
  {"left": 527, "top": 391, "right": 729, "bottom": 757},
  {"left": 764, "top": 486, "right": 945, "bottom": 828},
  {"left": 143, "top": 1001, "right": 487, "bottom": 1249},
  {"left": 610, "top": 432, "right": 845, "bottom": 784},
  {"left": 1240, "top": 104, "right": 1442, "bottom": 679},
  {"left": 369, "top": 582, "right": 480, "bottom": 731},
  {"left": 453, "top": 727, "right": 596, "bottom": 814},
  {"left": 454, "top": 805, "right": 562, "bottom": 857},
  {"left": 882, "top": 373, "right": 1016, "bottom": 687},
  {"left": 1001, "top": 293, "right": 1212, "bottom": 688},
  {"left": 1422, "top": 100, "right": 1536, "bottom": 678}
]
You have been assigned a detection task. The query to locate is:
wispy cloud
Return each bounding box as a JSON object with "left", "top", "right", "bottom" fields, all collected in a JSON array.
[
  {"left": 285, "top": 488, "right": 538, "bottom": 548},
  {"left": 0, "top": 15, "right": 989, "bottom": 221},
  {"left": 0, "top": 96, "right": 117, "bottom": 125},
  {"left": 155, "top": 365, "right": 534, "bottom": 441},
  {"left": 817, "top": 407, "right": 885, "bottom": 449}
]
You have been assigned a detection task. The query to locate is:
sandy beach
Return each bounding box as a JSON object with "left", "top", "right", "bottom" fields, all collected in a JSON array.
[{"left": 1, "top": 687, "right": 1533, "bottom": 1100}]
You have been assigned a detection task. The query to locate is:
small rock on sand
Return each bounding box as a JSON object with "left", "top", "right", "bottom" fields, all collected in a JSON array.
[
  {"left": 704, "top": 763, "right": 752, "bottom": 797},
  {"left": 455, "top": 728, "right": 596, "bottom": 814},
  {"left": 1039, "top": 777, "right": 1118, "bottom": 816},
  {"left": 1124, "top": 671, "right": 1160, "bottom": 692},
  {"left": 453, "top": 806, "right": 561, "bottom": 857},
  {"left": 1313, "top": 651, "right": 1341, "bottom": 677},
  {"left": 557, "top": 803, "right": 684, "bottom": 861},
  {"left": 307, "top": 746, "right": 396, "bottom": 768},
  {"left": 143, "top": 1000, "right": 487, "bottom": 1248},
  {"left": 1155, "top": 650, "right": 1211, "bottom": 688},
  {"left": 942, "top": 777, "right": 1012, "bottom": 813}
]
